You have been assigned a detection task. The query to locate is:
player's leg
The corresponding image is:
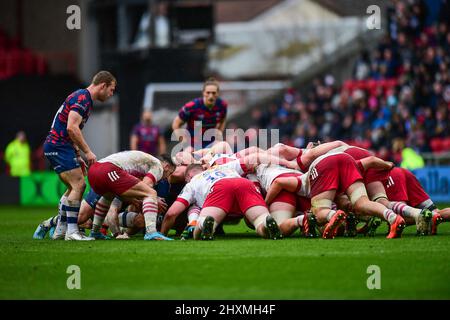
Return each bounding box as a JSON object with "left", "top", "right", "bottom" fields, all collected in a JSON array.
[
  {"left": 33, "top": 194, "right": 67, "bottom": 239},
  {"left": 437, "top": 207, "right": 450, "bottom": 220},
  {"left": 233, "top": 178, "right": 282, "bottom": 239},
  {"left": 89, "top": 195, "right": 114, "bottom": 239},
  {"left": 78, "top": 189, "right": 101, "bottom": 225},
  {"left": 367, "top": 180, "right": 431, "bottom": 235},
  {"left": 404, "top": 169, "right": 442, "bottom": 235},
  {"left": 58, "top": 167, "right": 90, "bottom": 240},
  {"left": 310, "top": 190, "right": 346, "bottom": 239},
  {"left": 193, "top": 207, "right": 227, "bottom": 240},
  {"left": 269, "top": 201, "right": 296, "bottom": 236},
  {"left": 333, "top": 194, "right": 358, "bottom": 237},
  {"left": 244, "top": 205, "right": 282, "bottom": 239},
  {"left": 416, "top": 199, "right": 445, "bottom": 235},
  {"left": 120, "top": 182, "right": 172, "bottom": 240},
  {"left": 77, "top": 200, "right": 96, "bottom": 225},
  {"left": 48, "top": 188, "right": 71, "bottom": 239},
  {"left": 181, "top": 205, "right": 201, "bottom": 239},
  {"left": 33, "top": 214, "right": 60, "bottom": 239},
  {"left": 347, "top": 181, "right": 405, "bottom": 239},
  {"left": 117, "top": 211, "right": 144, "bottom": 235},
  {"left": 292, "top": 211, "right": 319, "bottom": 238},
  {"left": 235, "top": 146, "right": 265, "bottom": 158}
]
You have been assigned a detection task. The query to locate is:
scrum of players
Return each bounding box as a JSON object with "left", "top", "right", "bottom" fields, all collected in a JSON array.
[{"left": 33, "top": 140, "right": 450, "bottom": 241}]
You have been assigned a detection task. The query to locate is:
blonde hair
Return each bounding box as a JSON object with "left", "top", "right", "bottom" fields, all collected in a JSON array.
[{"left": 92, "top": 71, "right": 116, "bottom": 86}]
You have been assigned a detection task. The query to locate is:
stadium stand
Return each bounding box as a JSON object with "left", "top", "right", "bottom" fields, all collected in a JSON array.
[
  {"left": 246, "top": 0, "right": 450, "bottom": 165},
  {"left": 0, "top": 29, "right": 47, "bottom": 80}
]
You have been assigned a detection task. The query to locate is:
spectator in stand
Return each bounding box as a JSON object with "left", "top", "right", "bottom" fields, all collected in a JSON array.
[
  {"left": 130, "top": 110, "right": 166, "bottom": 156},
  {"left": 237, "top": 0, "right": 449, "bottom": 159},
  {"left": 4, "top": 131, "right": 31, "bottom": 177}
]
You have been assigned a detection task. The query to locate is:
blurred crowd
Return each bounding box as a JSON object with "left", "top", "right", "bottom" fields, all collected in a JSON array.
[
  {"left": 3, "top": 0, "right": 450, "bottom": 176},
  {"left": 249, "top": 0, "right": 450, "bottom": 165}
]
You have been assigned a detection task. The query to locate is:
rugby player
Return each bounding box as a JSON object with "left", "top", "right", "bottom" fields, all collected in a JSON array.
[{"left": 43, "top": 71, "right": 116, "bottom": 240}]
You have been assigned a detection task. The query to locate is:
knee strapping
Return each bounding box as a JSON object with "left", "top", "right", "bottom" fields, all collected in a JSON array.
[
  {"left": 349, "top": 186, "right": 368, "bottom": 205},
  {"left": 311, "top": 199, "right": 333, "bottom": 209},
  {"left": 371, "top": 192, "right": 388, "bottom": 202},
  {"left": 270, "top": 210, "right": 293, "bottom": 224},
  {"left": 118, "top": 211, "right": 138, "bottom": 228},
  {"left": 252, "top": 213, "right": 269, "bottom": 230}
]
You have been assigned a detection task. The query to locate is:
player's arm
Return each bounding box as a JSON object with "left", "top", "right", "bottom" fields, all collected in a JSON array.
[
  {"left": 160, "top": 200, "right": 188, "bottom": 235},
  {"left": 359, "top": 156, "right": 394, "bottom": 172},
  {"left": 105, "top": 198, "right": 123, "bottom": 238},
  {"left": 142, "top": 163, "right": 163, "bottom": 189},
  {"left": 158, "top": 136, "right": 167, "bottom": 155},
  {"left": 192, "top": 148, "right": 210, "bottom": 158},
  {"left": 216, "top": 118, "right": 226, "bottom": 133},
  {"left": 266, "top": 143, "right": 300, "bottom": 160},
  {"left": 265, "top": 177, "right": 299, "bottom": 204},
  {"left": 142, "top": 174, "right": 157, "bottom": 188},
  {"left": 242, "top": 153, "right": 299, "bottom": 172},
  {"left": 172, "top": 115, "right": 191, "bottom": 145},
  {"left": 172, "top": 116, "right": 185, "bottom": 131},
  {"left": 67, "top": 111, "right": 96, "bottom": 165},
  {"left": 301, "top": 140, "right": 348, "bottom": 166},
  {"left": 130, "top": 134, "right": 138, "bottom": 150},
  {"left": 210, "top": 141, "right": 233, "bottom": 154}
]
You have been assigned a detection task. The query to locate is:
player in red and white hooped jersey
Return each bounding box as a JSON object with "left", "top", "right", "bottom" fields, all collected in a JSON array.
[
  {"left": 160, "top": 163, "right": 282, "bottom": 240},
  {"left": 87, "top": 151, "right": 176, "bottom": 240},
  {"left": 329, "top": 145, "right": 432, "bottom": 236},
  {"left": 384, "top": 167, "right": 446, "bottom": 235},
  {"left": 265, "top": 151, "right": 406, "bottom": 239},
  {"left": 252, "top": 164, "right": 314, "bottom": 237}
]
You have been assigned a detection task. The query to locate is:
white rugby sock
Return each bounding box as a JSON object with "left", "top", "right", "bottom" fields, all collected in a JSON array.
[
  {"left": 92, "top": 197, "right": 111, "bottom": 232},
  {"left": 187, "top": 205, "right": 201, "bottom": 226},
  {"left": 296, "top": 215, "right": 304, "bottom": 228},
  {"left": 383, "top": 209, "right": 397, "bottom": 224},
  {"left": 55, "top": 195, "right": 68, "bottom": 234},
  {"left": 326, "top": 210, "right": 337, "bottom": 222},
  {"left": 389, "top": 202, "right": 420, "bottom": 220},
  {"left": 143, "top": 196, "right": 158, "bottom": 234},
  {"left": 66, "top": 200, "right": 81, "bottom": 234}
]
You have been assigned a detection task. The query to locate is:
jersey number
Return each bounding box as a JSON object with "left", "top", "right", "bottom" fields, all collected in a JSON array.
[
  {"left": 50, "top": 104, "right": 65, "bottom": 129},
  {"left": 204, "top": 170, "right": 226, "bottom": 183}
]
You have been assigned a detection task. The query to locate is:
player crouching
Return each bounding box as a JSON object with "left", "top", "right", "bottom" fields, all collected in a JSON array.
[{"left": 161, "top": 164, "right": 282, "bottom": 240}]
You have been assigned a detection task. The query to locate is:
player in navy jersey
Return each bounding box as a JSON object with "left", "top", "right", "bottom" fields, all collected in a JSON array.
[
  {"left": 130, "top": 110, "right": 166, "bottom": 155},
  {"left": 42, "top": 70, "right": 116, "bottom": 241},
  {"left": 171, "top": 77, "right": 228, "bottom": 150}
]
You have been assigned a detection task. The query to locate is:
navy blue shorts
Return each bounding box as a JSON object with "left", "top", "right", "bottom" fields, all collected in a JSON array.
[
  {"left": 43, "top": 142, "right": 80, "bottom": 174},
  {"left": 84, "top": 189, "right": 101, "bottom": 209}
]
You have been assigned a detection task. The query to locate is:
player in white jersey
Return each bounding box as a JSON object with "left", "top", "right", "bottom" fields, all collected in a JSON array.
[
  {"left": 253, "top": 164, "right": 313, "bottom": 237},
  {"left": 87, "top": 151, "right": 175, "bottom": 240},
  {"left": 160, "top": 163, "right": 281, "bottom": 240}
]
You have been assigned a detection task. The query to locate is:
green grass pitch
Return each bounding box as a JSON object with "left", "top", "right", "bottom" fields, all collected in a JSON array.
[{"left": 0, "top": 205, "right": 449, "bottom": 299}]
